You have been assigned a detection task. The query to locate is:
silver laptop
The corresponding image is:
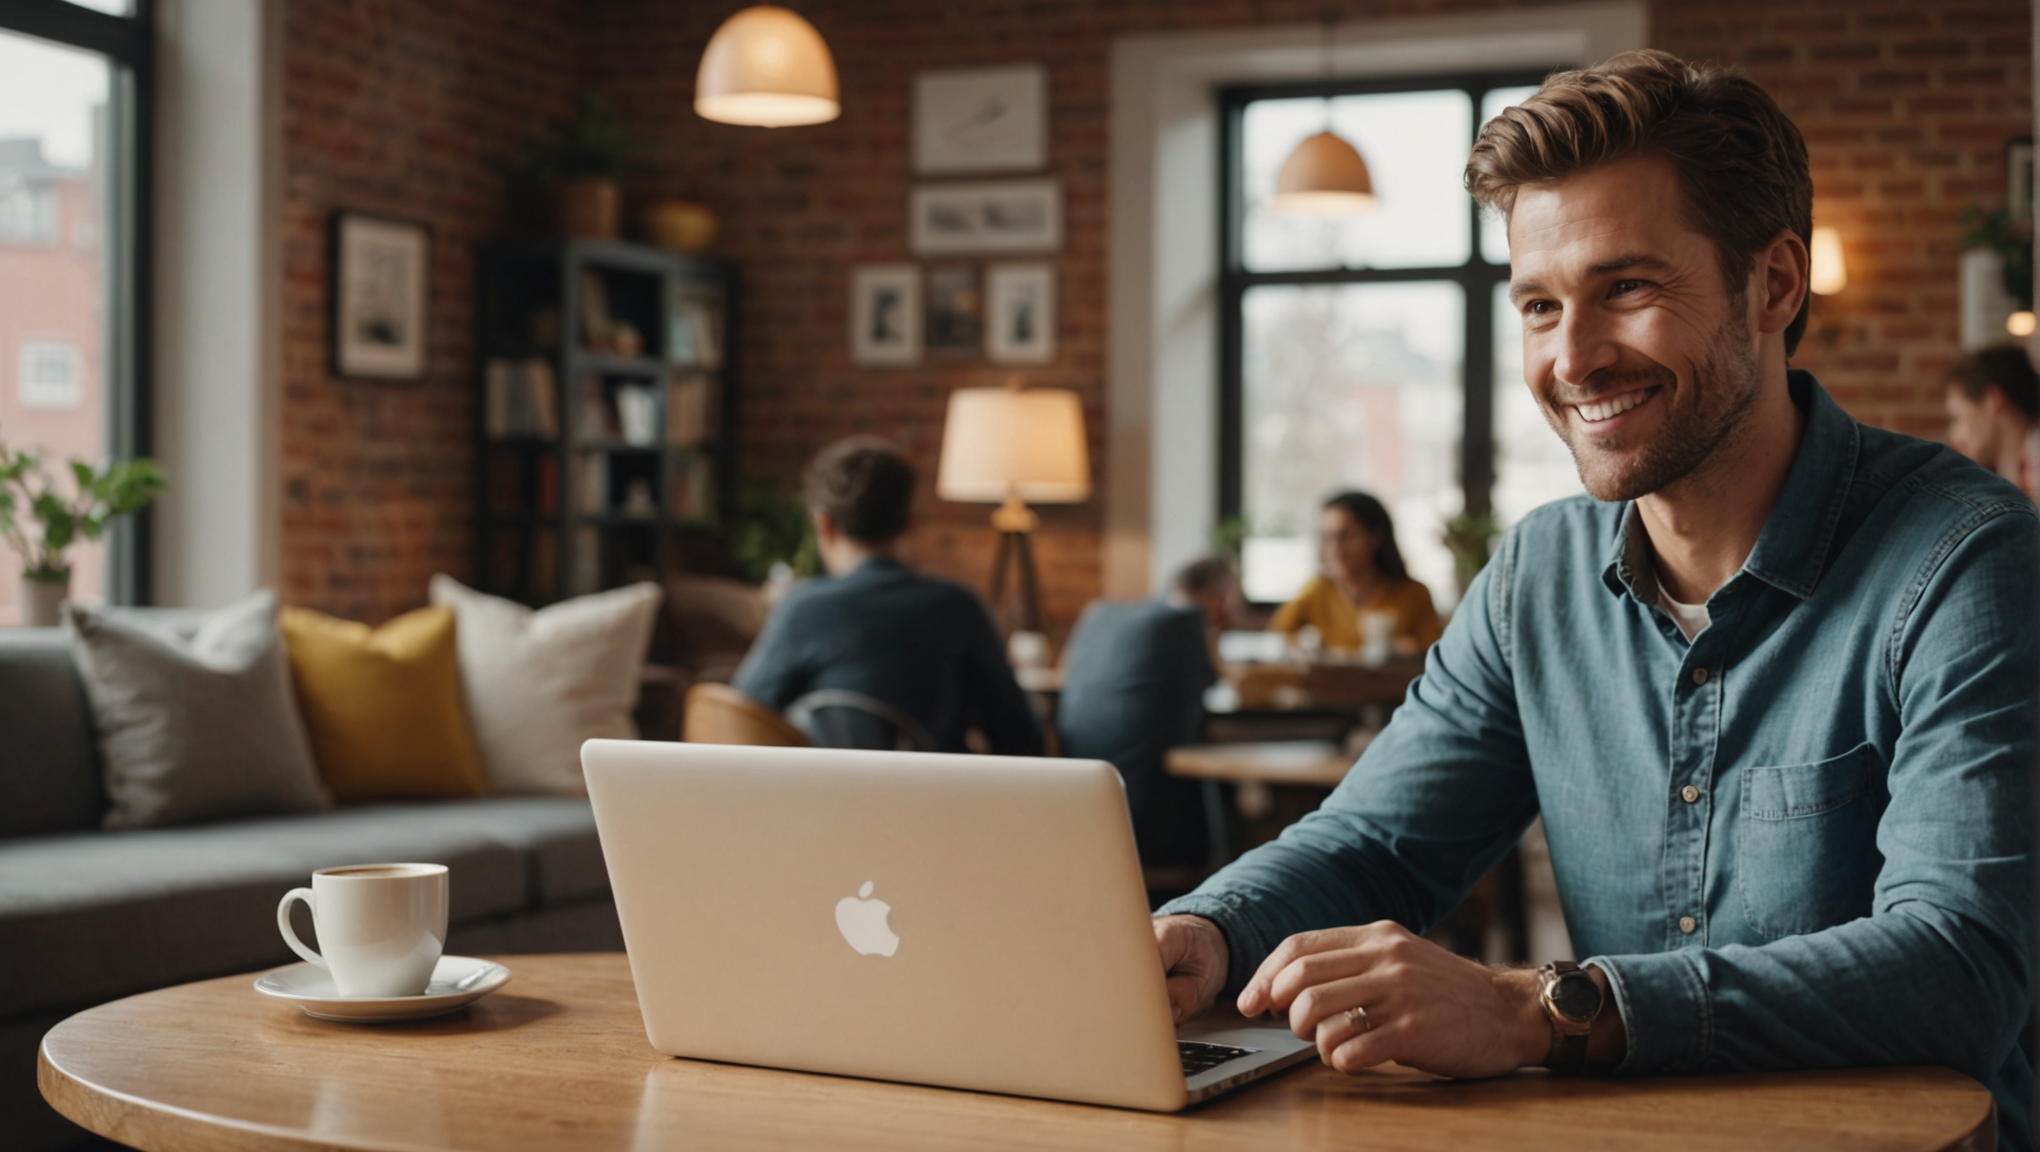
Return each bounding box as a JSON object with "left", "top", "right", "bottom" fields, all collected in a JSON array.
[{"left": 581, "top": 739, "right": 1316, "bottom": 1111}]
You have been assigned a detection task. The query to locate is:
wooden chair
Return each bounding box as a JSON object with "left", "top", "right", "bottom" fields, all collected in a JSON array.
[{"left": 682, "top": 683, "right": 810, "bottom": 747}]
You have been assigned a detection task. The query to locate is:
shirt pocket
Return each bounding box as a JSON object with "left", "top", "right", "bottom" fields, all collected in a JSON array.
[{"left": 1736, "top": 742, "right": 1885, "bottom": 940}]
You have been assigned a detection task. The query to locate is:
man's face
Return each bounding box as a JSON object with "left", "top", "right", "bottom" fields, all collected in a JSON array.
[
  {"left": 1508, "top": 157, "right": 1766, "bottom": 502},
  {"left": 1944, "top": 386, "right": 2001, "bottom": 464}
]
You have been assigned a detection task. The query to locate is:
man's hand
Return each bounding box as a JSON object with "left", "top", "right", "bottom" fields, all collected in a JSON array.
[
  {"left": 1236, "top": 921, "right": 1549, "bottom": 1078},
  {"left": 1152, "top": 914, "right": 1229, "bottom": 1025}
]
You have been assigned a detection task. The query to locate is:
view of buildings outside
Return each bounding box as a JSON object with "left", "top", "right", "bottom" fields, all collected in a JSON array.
[
  {"left": 1235, "top": 84, "right": 1583, "bottom": 615},
  {"left": 0, "top": 30, "right": 111, "bottom": 625}
]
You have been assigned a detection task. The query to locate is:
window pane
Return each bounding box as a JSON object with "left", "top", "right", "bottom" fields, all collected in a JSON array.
[
  {"left": 1492, "top": 282, "right": 1587, "bottom": 524},
  {"left": 1476, "top": 86, "right": 1541, "bottom": 265},
  {"left": 1242, "top": 90, "right": 1472, "bottom": 272},
  {"left": 1240, "top": 282, "right": 1464, "bottom": 610},
  {"left": 0, "top": 30, "right": 113, "bottom": 623}
]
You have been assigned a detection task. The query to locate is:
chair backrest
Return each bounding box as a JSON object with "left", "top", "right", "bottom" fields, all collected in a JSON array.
[
  {"left": 682, "top": 683, "right": 810, "bottom": 747},
  {"left": 785, "top": 689, "right": 937, "bottom": 753}
]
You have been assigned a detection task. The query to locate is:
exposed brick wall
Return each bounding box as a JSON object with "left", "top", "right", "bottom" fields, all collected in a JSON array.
[
  {"left": 279, "top": 0, "right": 580, "bottom": 622},
  {"left": 278, "top": 0, "right": 2031, "bottom": 630}
]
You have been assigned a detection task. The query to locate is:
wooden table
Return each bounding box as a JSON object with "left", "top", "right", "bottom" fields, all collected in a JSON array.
[
  {"left": 1166, "top": 738, "right": 1364, "bottom": 790},
  {"left": 40, "top": 953, "right": 1994, "bottom": 1152}
]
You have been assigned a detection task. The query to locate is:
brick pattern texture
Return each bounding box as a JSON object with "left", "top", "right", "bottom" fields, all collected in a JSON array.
[{"left": 280, "top": 0, "right": 2032, "bottom": 633}]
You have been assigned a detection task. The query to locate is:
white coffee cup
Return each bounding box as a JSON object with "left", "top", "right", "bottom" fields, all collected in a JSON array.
[{"left": 277, "top": 863, "right": 449, "bottom": 998}]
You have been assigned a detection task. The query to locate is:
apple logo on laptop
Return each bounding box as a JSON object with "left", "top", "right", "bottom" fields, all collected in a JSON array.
[{"left": 834, "top": 881, "right": 899, "bottom": 957}]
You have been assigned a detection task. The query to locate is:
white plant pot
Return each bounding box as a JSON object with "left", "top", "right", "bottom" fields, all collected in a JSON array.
[{"left": 18, "top": 573, "right": 69, "bottom": 627}]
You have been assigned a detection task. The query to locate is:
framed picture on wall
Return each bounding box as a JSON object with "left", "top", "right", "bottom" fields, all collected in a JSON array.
[
  {"left": 910, "top": 180, "right": 1062, "bottom": 255},
  {"left": 913, "top": 64, "right": 1048, "bottom": 175},
  {"left": 850, "top": 264, "right": 922, "bottom": 367},
  {"left": 331, "top": 211, "right": 429, "bottom": 380},
  {"left": 985, "top": 262, "right": 1056, "bottom": 365},
  {"left": 924, "top": 263, "right": 983, "bottom": 356}
]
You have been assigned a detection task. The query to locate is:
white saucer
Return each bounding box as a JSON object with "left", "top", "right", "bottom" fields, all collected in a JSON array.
[{"left": 254, "top": 955, "right": 511, "bottom": 1022}]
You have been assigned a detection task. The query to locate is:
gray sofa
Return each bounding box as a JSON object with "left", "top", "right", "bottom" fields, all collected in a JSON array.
[{"left": 0, "top": 627, "right": 624, "bottom": 1151}]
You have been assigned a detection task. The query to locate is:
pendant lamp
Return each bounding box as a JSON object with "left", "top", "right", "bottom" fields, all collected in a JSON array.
[
  {"left": 1268, "top": 12, "right": 1378, "bottom": 217},
  {"left": 696, "top": 5, "right": 840, "bottom": 128}
]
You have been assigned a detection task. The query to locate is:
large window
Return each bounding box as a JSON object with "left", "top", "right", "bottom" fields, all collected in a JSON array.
[
  {"left": 1219, "top": 73, "right": 1584, "bottom": 609},
  {"left": 0, "top": 0, "right": 152, "bottom": 621}
]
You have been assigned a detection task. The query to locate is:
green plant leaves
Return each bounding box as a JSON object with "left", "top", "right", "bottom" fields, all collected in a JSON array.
[{"left": 0, "top": 432, "right": 166, "bottom": 576}]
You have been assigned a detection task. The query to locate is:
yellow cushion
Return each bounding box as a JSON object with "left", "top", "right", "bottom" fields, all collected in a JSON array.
[{"left": 279, "top": 605, "right": 488, "bottom": 802}]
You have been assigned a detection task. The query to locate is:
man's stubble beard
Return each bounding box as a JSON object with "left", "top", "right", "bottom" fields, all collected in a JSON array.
[{"left": 1550, "top": 311, "right": 1764, "bottom": 504}]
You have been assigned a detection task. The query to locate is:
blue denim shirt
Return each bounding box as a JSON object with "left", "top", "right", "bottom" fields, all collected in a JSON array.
[{"left": 1161, "top": 372, "right": 2035, "bottom": 1147}]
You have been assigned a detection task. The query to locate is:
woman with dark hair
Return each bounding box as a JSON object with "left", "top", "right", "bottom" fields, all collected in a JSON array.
[{"left": 1269, "top": 492, "right": 1442, "bottom": 657}]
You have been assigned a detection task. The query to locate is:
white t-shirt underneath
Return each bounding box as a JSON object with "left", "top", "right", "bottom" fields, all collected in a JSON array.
[{"left": 1658, "top": 590, "right": 1711, "bottom": 642}]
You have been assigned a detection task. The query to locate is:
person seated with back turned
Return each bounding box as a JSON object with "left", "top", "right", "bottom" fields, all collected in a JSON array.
[
  {"left": 1270, "top": 492, "right": 1442, "bottom": 658},
  {"left": 732, "top": 437, "right": 1043, "bottom": 756},
  {"left": 1150, "top": 50, "right": 2034, "bottom": 1151},
  {"left": 1057, "top": 557, "right": 1239, "bottom": 872},
  {"left": 1944, "top": 344, "right": 2039, "bottom": 500}
]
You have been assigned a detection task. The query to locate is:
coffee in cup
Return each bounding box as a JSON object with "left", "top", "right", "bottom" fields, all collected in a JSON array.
[{"left": 277, "top": 863, "right": 449, "bottom": 997}]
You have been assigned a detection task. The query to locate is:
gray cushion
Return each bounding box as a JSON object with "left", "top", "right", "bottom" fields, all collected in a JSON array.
[
  {"left": 67, "top": 591, "right": 328, "bottom": 830},
  {"left": 0, "top": 797, "right": 603, "bottom": 1016},
  {"left": 0, "top": 629, "right": 102, "bottom": 840}
]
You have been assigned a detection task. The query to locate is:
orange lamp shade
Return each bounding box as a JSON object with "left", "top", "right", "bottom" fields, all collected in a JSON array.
[
  {"left": 936, "top": 387, "right": 1091, "bottom": 505},
  {"left": 1270, "top": 131, "right": 1378, "bottom": 216},
  {"left": 695, "top": 5, "right": 840, "bottom": 128}
]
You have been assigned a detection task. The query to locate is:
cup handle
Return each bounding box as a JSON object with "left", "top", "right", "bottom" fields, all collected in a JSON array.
[{"left": 277, "top": 887, "right": 325, "bottom": 969}]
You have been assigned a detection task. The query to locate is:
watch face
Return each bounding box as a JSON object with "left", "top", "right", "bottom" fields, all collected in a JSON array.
[{"left": 1549, "top": 971, "right": 1603, "bottom": 1022}]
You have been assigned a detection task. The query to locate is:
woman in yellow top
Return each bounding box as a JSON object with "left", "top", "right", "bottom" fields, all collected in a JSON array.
[{"left": 1270, "top": 491, "right": 1443, "bottom": 657}]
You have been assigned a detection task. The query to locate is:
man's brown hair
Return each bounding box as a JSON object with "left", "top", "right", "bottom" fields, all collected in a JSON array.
[
  {"left": 1466, "top": 49, "right": 1814, "bottom": 354},
  {"left": 803, "top": 436, "right": 916, "bottom": 543}
]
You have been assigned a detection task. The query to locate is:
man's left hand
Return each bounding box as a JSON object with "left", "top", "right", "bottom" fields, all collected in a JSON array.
[{"left": 1235, "top": 921, "right": 1548, "bottom": 1078}]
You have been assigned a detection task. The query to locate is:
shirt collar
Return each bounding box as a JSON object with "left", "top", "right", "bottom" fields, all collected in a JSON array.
[{"left": 1601, "top": 370, "right": 1859, "bottom": 604}]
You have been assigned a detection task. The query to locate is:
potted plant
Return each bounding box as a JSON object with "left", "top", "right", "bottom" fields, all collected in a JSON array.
[
  {"left": 1441, "top": 509, "right": 1503, "bottom": 597},
  {"left": 522, "top": 95, "right": 638, "bottom": 239},
  {"left": 0, "top": 438, "right": 167, "bottom": 626}
]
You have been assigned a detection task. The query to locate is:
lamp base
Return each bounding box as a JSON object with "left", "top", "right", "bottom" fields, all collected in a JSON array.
[{"left": 987, "top": 528, "right": 1043, "bottom": 636}]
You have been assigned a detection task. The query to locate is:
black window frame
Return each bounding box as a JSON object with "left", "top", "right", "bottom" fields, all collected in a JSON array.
[
  {"left": 0, "top": 0, "right": 155, "bottom": 605},
  {"left": 1216, "top": 69, "right": 1553, "bottom": 598}
]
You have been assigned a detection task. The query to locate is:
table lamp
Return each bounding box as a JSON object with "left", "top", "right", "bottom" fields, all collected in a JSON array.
[{"left": 937, "top": 380, "right": 1091, "bottom": 632}]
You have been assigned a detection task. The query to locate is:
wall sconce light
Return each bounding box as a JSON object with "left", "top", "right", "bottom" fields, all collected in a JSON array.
[
  {"left": 1809, "top": 226, "right": 1847, "bottom": 295},
  {"left": 2011, "top": 311, "right": 2037, "bottom": 338},
  {"left": 695, "top": 5, "right": 840, "bottom": 128}
]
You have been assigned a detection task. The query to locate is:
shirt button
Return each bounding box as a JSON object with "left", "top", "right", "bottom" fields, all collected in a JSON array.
[
  {"left": 1692, "top": 667, "right": 1709, "bottom": 685},
  {"left": 1681, "top": 785, "right": 1701, "bottom": 803},
  {"left": 1678, "top": 915, "right": 1698, "bottom": 934}
]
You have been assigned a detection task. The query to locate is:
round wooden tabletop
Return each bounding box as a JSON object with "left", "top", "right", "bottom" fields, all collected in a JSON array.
[
  {"left": 40, "top": 953, "right": 1994, "bottom": 1152},
  {"left": 1166, "top": 739, "right": 1360, "bottom": 788}
]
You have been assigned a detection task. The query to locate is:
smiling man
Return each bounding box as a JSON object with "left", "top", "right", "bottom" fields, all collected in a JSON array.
[{"left": 1154, "top": 50, "right": 2034, "bottom": 1148}]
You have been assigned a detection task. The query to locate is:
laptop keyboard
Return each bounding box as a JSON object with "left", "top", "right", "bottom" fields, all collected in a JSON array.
[{"left": 1179, "top": 1040, "right": 1262, "bottom": 1077}]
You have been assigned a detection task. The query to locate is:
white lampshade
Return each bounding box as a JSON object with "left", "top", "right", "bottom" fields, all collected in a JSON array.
[
  {"left": 1269, "top": 131, "right": 1378, "bottom": 216},
  {"left": 937, "top": 387, "right": 1091, "bottom": 505},
  {"left": 695, "top": 5, "right": 840, "bottom": 128},
  {"left": 1809, "top": 226, "right": 1847, "bottom": 295}
]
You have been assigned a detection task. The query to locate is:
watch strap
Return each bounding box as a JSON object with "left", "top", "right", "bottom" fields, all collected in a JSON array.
[{"left": 1546, "top": 1027, "right": 1590, "bottom": 1072}]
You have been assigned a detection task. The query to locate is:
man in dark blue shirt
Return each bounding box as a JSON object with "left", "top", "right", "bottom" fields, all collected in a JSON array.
[
  {"left": 733, "top": 438, "right": 1042, "bottom": 756},
  {"left": 1057, "top": 558, "right": 1236, "bottom": 870}
]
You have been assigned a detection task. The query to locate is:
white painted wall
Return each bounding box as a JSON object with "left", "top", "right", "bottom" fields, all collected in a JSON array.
[
  {"left": 151, "top": 0, "right": 282, "bottom": 606},
  {"left": 1105, "top": 2, "right": 1648, "bottom": 597}
]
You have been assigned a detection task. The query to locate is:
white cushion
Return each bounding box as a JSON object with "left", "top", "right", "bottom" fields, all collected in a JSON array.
[{"left": 429, "top": 577, "right": 663, "bottom": 795}]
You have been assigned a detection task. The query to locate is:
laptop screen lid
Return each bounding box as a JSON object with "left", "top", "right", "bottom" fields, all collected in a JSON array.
[{"left": 582, "top": 739, "right": 1189, "bottom": 1111}]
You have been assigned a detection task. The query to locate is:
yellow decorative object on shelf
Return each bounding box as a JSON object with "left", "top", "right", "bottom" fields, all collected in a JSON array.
[{"left": 642, "top": 200, "right": 720, "bottom": 253}]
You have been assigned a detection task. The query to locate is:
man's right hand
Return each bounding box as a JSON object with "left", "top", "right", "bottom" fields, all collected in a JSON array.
[{"left": 1153, "top": 914, "right": 1229, "bottom": 1024}]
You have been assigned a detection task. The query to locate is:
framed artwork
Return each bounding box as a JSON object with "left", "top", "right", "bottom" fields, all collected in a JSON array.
[
  {"left": 910, "top": 180, "right": 1062, "bottom": 256},
  {"left": 849, "top": 264, "right": 922, "bottom": 367},
  {"left": 331, "top": 212, "right": 429, "bottom": 379},
  {"left": 2008, "top": 137, "right": 2033, "bottom": 222},
  {"left": 913, "top": 64, "right": 1047, "bottom": 175},
  {"left": 985, "top": 262, "right": 1056, "bottom": 365},
  {"left": 924, "top": 264, "right": 983, "bottom": 356}
]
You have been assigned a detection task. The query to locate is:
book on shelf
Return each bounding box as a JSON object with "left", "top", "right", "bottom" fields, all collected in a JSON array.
[
  {"left": 574, "top": 451, "right": 608, "bottom": 514},
  {"left": 665, "top": 373, "right": 716, "bottom": 448},
  {"left": 667, "top": 453, "right": 716, "bottom": 522},
  {"left": 667, "top": 294, "right": 723, "bottom": 369},
  {"left": 484, "top": 358, "right": 559, "bottom": 439},
  {"left": 575, "top": 375, "right": 621, "bottom": 442},
  {"left": 533, "top": 453, "right": 560, "bottom": 516},
  {"left": 579, "top": 270, "right": 614, "bottom": 351},
  {"left": 572, "top": 526, "right": 602, "bottom": 594}
]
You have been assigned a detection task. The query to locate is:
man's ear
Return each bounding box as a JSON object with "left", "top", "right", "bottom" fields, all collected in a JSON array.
[
  {"left": 1753, "top": 230, "right": 1809, "bottom": 337},
  {"left": 1983, "top": 386, "right": 2011, "bottom": 418},
  {"left": 810, "top": 509, "right": 836, "bottom": 543}
]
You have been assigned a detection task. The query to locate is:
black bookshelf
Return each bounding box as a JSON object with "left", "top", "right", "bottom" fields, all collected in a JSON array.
[{"left": 473, "top": 238, "right": 735, "bottom": 605}]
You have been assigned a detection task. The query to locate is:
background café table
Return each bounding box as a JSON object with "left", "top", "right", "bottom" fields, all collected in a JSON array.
[{"left": 40, "top": 952, "right": 1996, "bottom": 1152}]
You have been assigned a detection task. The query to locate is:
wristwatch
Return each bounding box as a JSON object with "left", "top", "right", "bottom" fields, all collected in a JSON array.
[{"left": 1536, "top": 960, "right": 1604, "bottom": 1072}]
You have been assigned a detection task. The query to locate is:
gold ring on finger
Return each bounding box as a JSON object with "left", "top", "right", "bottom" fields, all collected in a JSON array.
[{"left": 1343, "top": 1005, "right": 1373, "bottom": 1033}]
